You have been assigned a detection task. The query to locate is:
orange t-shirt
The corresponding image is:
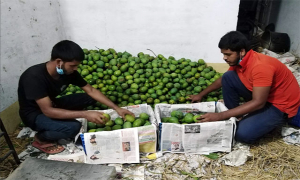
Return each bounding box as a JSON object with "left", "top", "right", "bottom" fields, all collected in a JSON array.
[{"left": 228, "top": 49, "right": 300, "bottom": 118}]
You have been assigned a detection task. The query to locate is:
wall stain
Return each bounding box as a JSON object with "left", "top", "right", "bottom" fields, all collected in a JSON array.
[{"left": 30, "top": 17, "right": 38, "bottom": 22}]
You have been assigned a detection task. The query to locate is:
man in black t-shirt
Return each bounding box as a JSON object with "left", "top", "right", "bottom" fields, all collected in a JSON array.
[{"left": 18, "top": 40, "right": 134, "bottom": 154}]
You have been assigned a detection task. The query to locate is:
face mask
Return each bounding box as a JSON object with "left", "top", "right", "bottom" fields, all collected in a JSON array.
[
  {"left": 56, "top": 64, "right": 64, "bottom": 75},
  {"left": 237, "top": 53, "right": 242, "bottom": 65},
  {"left": 238, "top": 59, "right": 242, "bottom": 64}
]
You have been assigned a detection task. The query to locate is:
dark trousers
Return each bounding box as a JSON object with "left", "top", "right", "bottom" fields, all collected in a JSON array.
[
  {"left": 34, "top": 93, "right": 96, "bottom": 142},
  {"left": 222, "top": 71, "right": 286, "bottom": 144}
]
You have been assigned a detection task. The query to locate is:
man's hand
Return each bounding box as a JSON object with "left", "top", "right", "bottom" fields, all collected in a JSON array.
[
  {"left": 189, "top": 94, "right": 203, "bottom": 103},
  {"left": 196, "top": 113, "right": 223, "bottom": 123},
  {"left": 115, "top": 108, "right": 135, "bottom": 119},
  {"left": 84, "top": 111, "right": 106, "bottom": 124}
]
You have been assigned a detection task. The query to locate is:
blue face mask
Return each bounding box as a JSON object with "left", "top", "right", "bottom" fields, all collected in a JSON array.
[
  {"left": 237, "top": 53, "right": 242, "bottom": 65},
  {"left": 56, "top": 65, "right": 64, "bottom": 75},
  {"left": 238, "top": 59, "right": 242, "bottom": 65}
]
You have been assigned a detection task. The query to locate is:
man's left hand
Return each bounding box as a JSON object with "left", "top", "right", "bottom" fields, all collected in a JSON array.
[
  {"left": 115, "top": 108, "right": 135, "bottom": 119},
  {"left": 196, "top": 113, "right": 223, "bottom": 123}
]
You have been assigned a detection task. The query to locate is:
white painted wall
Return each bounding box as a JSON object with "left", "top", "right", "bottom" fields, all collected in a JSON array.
[
  {"left": 275, "top": 0, "right": 300, "bottom": 56},
  {"left": 59, "top": 0, "right": 240, "bottom": 62},
  {"left": 0, "top": 0, "right": 66, "bottom": 111},
  {"left": 0, "top": 0, "right": 240, "bottom": 111}
]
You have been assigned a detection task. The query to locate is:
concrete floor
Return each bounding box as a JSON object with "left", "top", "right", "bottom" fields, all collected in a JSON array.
[{"left": 6, "top": 157, "right": 117, "bottom": 180}]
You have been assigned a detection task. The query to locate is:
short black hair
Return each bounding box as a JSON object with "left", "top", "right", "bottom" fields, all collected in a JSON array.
[
  {"left": 218, "top": 31, "right": 250, "bottom": 52},
  {"left": 51, "top": 40, "right": 84, "bottom": 62}
]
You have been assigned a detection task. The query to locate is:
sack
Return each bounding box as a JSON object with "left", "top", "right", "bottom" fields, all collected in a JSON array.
[{"left": 261, "top": 31, "right": 290, "bottom": 53}]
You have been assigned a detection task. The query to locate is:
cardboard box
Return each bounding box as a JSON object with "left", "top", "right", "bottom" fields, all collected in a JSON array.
[
  {"left": 78, "top": 104, "right": 158, "bottom": 153},
  {"left": 155, "top": 102, "right": 236, "bottom": 154}
]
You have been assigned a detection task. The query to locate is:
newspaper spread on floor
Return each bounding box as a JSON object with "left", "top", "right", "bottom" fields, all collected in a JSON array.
[
  {"left": 84, "top": 128, "right": 140, "bottom": 164},
  {"left": 156, "top": 102, "right": 237, "bottom": 154}
]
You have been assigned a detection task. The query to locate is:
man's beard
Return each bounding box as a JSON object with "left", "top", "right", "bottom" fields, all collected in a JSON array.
[{"left": 229, "top": 57, "right": 240, "bottom": 66}]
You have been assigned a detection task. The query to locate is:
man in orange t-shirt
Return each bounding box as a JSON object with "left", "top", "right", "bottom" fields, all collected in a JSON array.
[{"left": 191, "top": 31, "right": 300, "bottom": 144}]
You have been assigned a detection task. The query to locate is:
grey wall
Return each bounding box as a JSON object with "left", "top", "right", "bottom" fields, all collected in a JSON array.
[
  {"left": 275, "top": 0, "right": 300, "bottom": 56},
  {"left": 0, "top": 0, "right": 66, "bottom": 111}
]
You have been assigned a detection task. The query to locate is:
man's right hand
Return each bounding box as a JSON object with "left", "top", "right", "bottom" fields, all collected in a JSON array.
[
  {"left": 189, "top": 94, "right": 203, "bottom": 103},
  {"left": 84, "top": 111, "right": 106, "bottom": 124}
]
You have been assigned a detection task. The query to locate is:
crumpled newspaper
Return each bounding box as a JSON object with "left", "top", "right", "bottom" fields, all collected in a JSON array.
[
  {"left": 108, "top": 164, "right": 145, "bottom": 180},
  {"left": 218, "top": 142, "right": 252, "bottom": 166},
  {"left": 17, "top": 127, "right": 36, "bottom": 138},
  {"left": 143, "top": 153, "right": 215, "bottom": 180},
  {"left": 134, "top": 143, "right": 252, "bottom": 179},
  {"left": 281, "top": 127, "right": 300, "bottom": 145}
]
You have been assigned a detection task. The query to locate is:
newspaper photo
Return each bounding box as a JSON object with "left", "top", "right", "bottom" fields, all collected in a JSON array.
[
  {"left": 157, "top": 102, "right": 237, "bottom": 154},
  {"left": 84, "top": 128, "right": 140, "bottom": 164}
]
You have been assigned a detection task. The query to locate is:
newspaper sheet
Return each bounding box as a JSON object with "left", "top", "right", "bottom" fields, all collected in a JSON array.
[
  {"left": 160, "top": 123, "right": 185, "bottom": 153},
  {"left": 157, "top": 102, "right": 237, "bottom": 154},
  {"left": 137, "top": 124, "right": 157, "bottom": 153},
  {"left": 84, "top": 128, "right": 140, "bottom": 164},
  {"left": 48, "top": 151, "right": 86, "bottom": 163}
]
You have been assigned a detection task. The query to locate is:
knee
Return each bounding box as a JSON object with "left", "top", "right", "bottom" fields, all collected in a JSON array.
[
  {"left": 235, "top": 128, "right": 256, "bottom": 144},
  {"left": 70, "top": 121, "right": 82, "bottom": 136},
  {"left": 65, "top": 121, "right": 82, "bottom": 137},
  {"left": 222, "top": 71, "right": 236, "bottom": 83}
]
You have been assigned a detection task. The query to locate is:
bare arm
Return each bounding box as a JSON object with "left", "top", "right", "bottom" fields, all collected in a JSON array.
[
  {"left": 36, "top": 96, "right": 105, "bottom": 124},
  {"left": 190, "top": 77, "right": 222, "bottom": 102},
  {"left": 199, "top": 86, "right": 271, "bottom": 122},
  {"left": 81, "top": 84, "right": 134, "bottom": 118}
]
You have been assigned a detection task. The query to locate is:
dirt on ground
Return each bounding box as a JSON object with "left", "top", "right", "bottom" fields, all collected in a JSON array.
[{"left": 0, "top": 127, "right": 32, "bottom": 179}]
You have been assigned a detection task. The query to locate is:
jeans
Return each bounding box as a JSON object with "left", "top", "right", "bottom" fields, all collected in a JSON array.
[
  {"left": 34, "top": 93, "right": 96, "bottom": 142},
  {"left": 222, "top": 71, "right": 286, "bottom": 144}
]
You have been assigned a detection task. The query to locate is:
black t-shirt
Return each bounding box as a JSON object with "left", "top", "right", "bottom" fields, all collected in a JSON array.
[{"left": 18, "top": 62, "right": 87, "bottom": 128}]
